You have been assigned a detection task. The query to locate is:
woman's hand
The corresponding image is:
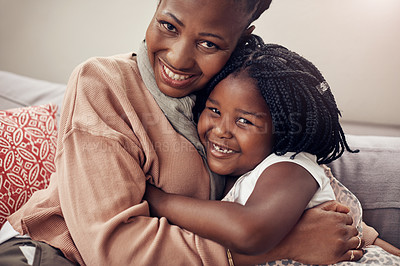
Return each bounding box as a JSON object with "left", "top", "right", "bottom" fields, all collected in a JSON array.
[
  {"left": 232, "top": 200, "right": 364, "bottom": 266},
  {"left": 271, "top": 200, "right": 364, "bottom": 264}
]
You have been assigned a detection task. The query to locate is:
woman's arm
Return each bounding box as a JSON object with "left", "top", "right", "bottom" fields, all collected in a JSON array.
[{"left": 145, "top": 162, "right": 319, "bottom": 255}]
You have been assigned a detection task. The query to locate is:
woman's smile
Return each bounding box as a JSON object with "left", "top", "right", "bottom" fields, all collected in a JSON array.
[{"left": 158, "top": 58, "right": 198, "bottom": 90}]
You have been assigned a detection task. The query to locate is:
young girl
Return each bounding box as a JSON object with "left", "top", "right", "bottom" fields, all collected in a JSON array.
[{"left": 145, "top": 35, "right": 400, "bottom": 265}]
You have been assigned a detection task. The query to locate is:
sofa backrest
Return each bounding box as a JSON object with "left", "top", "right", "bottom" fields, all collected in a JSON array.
[{"left": 329, "top": 134, "right": 400, "bottom": 248}]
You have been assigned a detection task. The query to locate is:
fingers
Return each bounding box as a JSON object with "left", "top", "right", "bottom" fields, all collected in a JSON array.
[
  {"left": 340, "top": 249, "right": 364, "bottom": 262},
  {"left": 317, "top": 200, "right": 350, "bottom": 214},
  {"left": 337, "top": 235, "right": 365, "bottom": 262},
  {"left": 348, "top": 235, "right": 364, "bottom": 250},
  {"left": 345, "top": 227, "right": 361, "bottom": 248},
  {"left": 330, "top": 208, "right": 353, "bottom": 226},
  {"left": 333, "top": 202, "right": 351, "bottom": 214},
  {"left": 344, "top": 212, "right": 354, "bottom": 225},
  {"left": 354, "top": 235, "right": 364, "bottom": 250}
]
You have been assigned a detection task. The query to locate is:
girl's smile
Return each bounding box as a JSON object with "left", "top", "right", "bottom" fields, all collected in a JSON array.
[{"left": 210, "top": 142, "right": 236, "bottom": 155}]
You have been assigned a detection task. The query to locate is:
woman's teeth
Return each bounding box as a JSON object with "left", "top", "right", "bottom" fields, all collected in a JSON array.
[
  {"left": 213, "top": 143, "right": 234, "bottom": 154},
  {"left": 164, "top": 66, "right": 190, "bottom": 81}
]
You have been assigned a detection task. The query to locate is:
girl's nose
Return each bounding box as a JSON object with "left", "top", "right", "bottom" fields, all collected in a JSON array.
[
  {"left": 214, "top": 120, "right": 233, "bottom": 139},
  {"left": 166, "top": 38, "right": 195, "bottom": 71}
]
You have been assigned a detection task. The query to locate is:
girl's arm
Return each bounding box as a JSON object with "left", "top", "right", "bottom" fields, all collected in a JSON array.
[{"left": 145, "top": 162, "right": 318, "bottom": 255}]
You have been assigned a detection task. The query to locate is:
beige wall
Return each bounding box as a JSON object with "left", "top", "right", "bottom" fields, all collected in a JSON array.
[{"left": 1, "top": 0, "right": 399, "bottom": 126}]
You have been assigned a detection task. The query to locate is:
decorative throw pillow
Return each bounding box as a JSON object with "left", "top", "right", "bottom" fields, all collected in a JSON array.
[{"left": 0, "top": 104, "right": 58, "bottom": 227}]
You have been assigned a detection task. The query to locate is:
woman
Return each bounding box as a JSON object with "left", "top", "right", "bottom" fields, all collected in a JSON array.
[{"left": 0, "top": 1, "right": 361, "bottom": 265}]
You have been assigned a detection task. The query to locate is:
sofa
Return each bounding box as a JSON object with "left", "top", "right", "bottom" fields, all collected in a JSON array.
[{"left": 0, "top": 70, "right": 399, "bottom": 249}]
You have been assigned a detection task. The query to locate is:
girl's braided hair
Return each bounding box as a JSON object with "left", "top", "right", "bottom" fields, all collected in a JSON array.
[{"left": 195, "top": 34, "right": 358, "bottom": 164}]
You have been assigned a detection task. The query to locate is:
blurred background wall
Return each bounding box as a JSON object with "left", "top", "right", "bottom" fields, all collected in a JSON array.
[{"left": 1, "top": 0, "right": 399, "bottom": 134}]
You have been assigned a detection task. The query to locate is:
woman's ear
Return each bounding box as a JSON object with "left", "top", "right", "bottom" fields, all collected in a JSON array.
[
  {"left": 243, "top": 25, "right": 256, "bottom": 37},
  {"left": 238, "top": 25, "right": 255, "bottom": 44}
]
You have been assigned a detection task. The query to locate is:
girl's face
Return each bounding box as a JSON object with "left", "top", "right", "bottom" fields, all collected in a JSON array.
[
  {"left": 146, "top": 0, "right": 252, "bottom": 98},
  {"left": 197, "top": 71, "right": 274, "bottom": 177}
]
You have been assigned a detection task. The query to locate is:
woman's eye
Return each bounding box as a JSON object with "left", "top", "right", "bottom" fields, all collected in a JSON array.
[
  {"left": 161, "top": 21, "right": 177, "bottom": 33},
  {"left": 199, "top": 41, "right": 219, "bottom": 50}
]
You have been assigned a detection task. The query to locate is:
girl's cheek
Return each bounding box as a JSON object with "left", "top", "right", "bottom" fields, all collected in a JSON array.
[{"left": 197, "top": 115, "right": 210, "bottom": 139}]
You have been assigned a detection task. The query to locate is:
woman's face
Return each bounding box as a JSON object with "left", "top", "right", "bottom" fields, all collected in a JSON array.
[
  {"left": 197, "top": 72, "right": 274, "bottom": 177},
  {"left": 146, "top": 0, "right": 252, "bottom": 98}
]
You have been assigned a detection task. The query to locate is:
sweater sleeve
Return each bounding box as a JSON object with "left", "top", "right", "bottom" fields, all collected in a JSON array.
[
  {"left": 362, "top": 222, "right": 379, "bottom": 247},
  {"left": 54, "top": 58, "right": 229, "bottom": 266}
]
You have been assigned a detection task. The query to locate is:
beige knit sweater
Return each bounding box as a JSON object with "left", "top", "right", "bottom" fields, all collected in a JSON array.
[{"left": 9, "top": 54, "right": 228, "bottom": 266}]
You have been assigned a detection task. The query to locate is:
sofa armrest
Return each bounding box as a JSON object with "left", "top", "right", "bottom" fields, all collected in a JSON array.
[
  {"left": 0, "top": 71, "right": 66, "bottom": 120},
  {"left": 328, "top": 135, "right": 400, "bottom": 248}
]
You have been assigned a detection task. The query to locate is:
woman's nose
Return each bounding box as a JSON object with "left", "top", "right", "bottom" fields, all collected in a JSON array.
[{"left": 166, "top": 39, "right": 195, "bottom": 71}]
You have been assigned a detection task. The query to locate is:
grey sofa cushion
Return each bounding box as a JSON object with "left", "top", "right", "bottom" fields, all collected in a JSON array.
[
  {"left": 328, "top": 135, "right": 400, "bottom": 248},
  {"left": 0, "top": 71, "right": 66, "bottom": 120}
]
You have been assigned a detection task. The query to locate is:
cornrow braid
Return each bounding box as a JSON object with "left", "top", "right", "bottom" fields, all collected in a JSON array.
[{"left": 195, "top": 34, "right": 358, "bottom": 164}]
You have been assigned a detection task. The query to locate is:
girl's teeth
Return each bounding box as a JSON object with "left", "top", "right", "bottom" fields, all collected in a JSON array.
[
  {"left": 213, "top": 143, "right": 234, "bottom": 154},
  {"left": 164, "top": 66, "right": 190, "bottom": 81}
]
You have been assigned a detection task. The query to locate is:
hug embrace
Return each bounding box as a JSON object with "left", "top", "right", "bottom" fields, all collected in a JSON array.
[{"left": 0, "top": 0, "right": 399, "bottom": 265}]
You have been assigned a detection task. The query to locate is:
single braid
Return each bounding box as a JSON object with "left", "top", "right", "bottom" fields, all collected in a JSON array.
[{"left": 195, "top": 34, "right": 358, "bottom": 164}]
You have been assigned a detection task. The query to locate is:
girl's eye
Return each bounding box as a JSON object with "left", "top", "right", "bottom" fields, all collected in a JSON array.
[
  {"left": 161, "top": 21, "right": 177, "bottom": 33},
  {"left": 208, "top": 107, "right": 220, "bottom": 115},
  {"left": 199, "top": 41, "right": 219, "bottom": 50},
  {"left": 237, "top": 118, "right": 253, "bottom": 125}
]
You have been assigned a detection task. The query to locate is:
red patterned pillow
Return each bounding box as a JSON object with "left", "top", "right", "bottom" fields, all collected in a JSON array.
[{"left": 0, "top": 104, "right": 58, "bottom": 227}]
